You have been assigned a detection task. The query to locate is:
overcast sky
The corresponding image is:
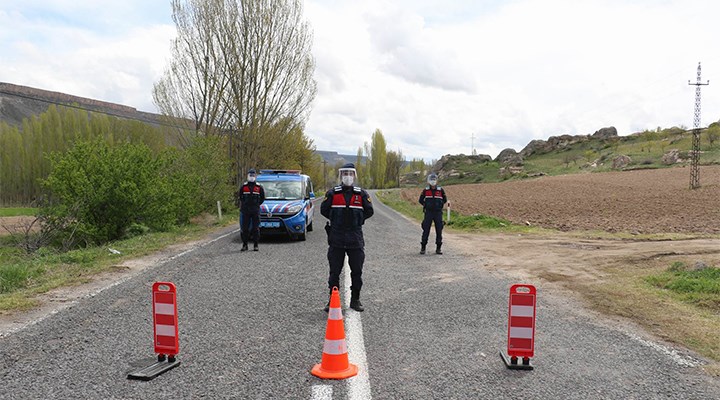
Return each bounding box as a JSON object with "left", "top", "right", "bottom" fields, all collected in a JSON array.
[{"left": 1, "top": 0, "right": 719, "bottom": 160}]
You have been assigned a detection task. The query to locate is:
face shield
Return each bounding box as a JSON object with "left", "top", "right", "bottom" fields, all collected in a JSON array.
[
  {"left": 427, "top": 174, "right": 438, "bottom": 186},
  {"left": 339, "top": 168, "right": 356, "bottom": 186}
]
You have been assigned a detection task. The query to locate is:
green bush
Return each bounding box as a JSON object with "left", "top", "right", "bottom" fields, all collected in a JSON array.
[
  {"left": 41, "top": 139, "right": 180, "bottom": 244},
  {"left": 125, "top": 223, "right": 150, "bottom": 238}
]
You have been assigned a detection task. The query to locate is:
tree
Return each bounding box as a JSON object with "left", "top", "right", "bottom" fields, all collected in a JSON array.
[
  {"left": 364, "top": 129, "right": 387, "bottom": 188},
  {"left": 385, "top": 149, "right": 404, "bottom": 187},
  {"left": 154, "top": 0, "right": 317, "bottom": 181},
  {"left": 355, "top": 147, "right": 367, "bottom": 187}
]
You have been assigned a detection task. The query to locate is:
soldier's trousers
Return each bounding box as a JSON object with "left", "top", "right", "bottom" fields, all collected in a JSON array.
[
  {"left": 240, "top": 212, "right": 260, "bottom": 244},
  {"left": 327, "top": 246, "right": 364, "bottom": 291},
  {"left": 421, "top": 210, "right": 443, "bottom": 246}
]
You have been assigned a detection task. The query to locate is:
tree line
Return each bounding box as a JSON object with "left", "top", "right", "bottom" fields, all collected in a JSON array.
[{"left": 0, "top": 105, "right": 167, "bottom": 206}]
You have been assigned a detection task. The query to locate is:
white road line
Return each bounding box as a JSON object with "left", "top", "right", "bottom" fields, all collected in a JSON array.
[
  {"left": 343, "top": 257, "right": 373, "bottom": 400},
  {"left": 625, "top": 332, "right": 702, "bottom": 367},
  {"left": 311, "top": 385, "right": 333, "bottom": 400}
]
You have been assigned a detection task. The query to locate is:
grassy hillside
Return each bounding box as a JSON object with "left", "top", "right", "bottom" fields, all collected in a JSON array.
[{"left": 436, "top": 125, "right": 720, "bottom": 185}]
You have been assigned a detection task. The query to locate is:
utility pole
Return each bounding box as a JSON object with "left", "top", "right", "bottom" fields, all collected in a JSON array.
[{"left": 688, "top": 62, "right": 710, "bottom": 189}]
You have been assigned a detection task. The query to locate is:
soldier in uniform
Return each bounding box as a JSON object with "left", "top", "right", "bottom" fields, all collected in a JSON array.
[
  {"left": 418, "top": 172, "right": 447, "bottom": 255},
  {"left": 320, "top": 163, "right": 374, "bottom": 312},
  {"left": 237, "top": 168, "right": 265, "bottom": 251}
]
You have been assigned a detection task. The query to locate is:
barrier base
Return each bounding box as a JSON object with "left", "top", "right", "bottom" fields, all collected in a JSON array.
[
  {"left": 500, "top": 351, "right": 533, "bottom": 370},
  {"left": 127, "top": 357, "right": 180, "bottom": 381}
]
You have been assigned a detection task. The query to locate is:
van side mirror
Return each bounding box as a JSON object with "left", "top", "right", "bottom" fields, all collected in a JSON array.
[{"left": 308, "top": 192, "right": 315, "bottom": 199}]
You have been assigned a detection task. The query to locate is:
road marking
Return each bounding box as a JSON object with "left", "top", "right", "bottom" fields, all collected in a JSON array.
[
  {"left": 626, "top": 332, "right": 702, "bottom": 367},
  {"left": 311, "top": 385, "right": 333, "bottom": 400},
  {"left": 344, "top": 257, "right": 373, "bottom": 400}
]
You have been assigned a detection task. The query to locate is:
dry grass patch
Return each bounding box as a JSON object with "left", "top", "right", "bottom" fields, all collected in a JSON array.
[{"left": 565, "top": 255, "right": 720, "bottom": 370}]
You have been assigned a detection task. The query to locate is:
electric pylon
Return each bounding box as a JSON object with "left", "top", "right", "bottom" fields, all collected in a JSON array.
[{"left": 688, "top": 62, "right": 709, "bottom": 189}]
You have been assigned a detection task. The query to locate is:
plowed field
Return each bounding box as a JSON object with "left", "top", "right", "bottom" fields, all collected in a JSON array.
[{"left": 402, "top": 165, "right": 720, "bottom": 234}]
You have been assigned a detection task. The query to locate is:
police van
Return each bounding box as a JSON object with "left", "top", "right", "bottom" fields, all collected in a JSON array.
[{"left": 255, "top": 169, "right": 315, "bottom": 240}]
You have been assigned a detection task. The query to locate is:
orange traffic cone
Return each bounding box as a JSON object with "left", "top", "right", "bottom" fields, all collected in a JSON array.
[{"left": 311, "top": 287, "right": 358, "bottom": 379}]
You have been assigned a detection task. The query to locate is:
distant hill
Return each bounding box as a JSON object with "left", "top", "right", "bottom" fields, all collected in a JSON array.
[
  {"left": 0, "top": 82, "right": 168, "bottom": 127},
  {"left": 314, "top": 150, "right": 367, "bottom": 166}
]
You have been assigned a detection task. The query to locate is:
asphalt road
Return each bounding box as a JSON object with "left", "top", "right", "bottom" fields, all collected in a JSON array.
[{"left": 1, "top": 194, "right": 720, "bottom": 399}]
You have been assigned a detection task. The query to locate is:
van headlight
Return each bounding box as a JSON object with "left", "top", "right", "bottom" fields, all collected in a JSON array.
[{"left": 286, "top": 204, "right": 303, "bottom": 215}]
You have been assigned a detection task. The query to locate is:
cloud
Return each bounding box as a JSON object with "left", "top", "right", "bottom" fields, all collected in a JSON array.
[
  {"left": 3, "top": 0, "right": 720, "bottom": 162},
  {"left": 363, "top": 6, "right": 478, "bottom": 92},
  {"left": 0, "top": 1, "right": 174, "bottom": 111}
]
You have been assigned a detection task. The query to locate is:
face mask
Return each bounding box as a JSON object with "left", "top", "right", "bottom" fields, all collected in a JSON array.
[
  {"left": 248, "top": 175, "right": 256, "bottom": 183},
  {"left": 341, "top": 175, "right": 354, "bottom": 186},
  {"left": 428, "top": 179, "right": 437, "bottom": 186}
]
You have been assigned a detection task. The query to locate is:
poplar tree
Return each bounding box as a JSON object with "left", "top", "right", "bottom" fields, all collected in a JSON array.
[{"left": 153, "top": 0, "right": 317, "bottom": 181}]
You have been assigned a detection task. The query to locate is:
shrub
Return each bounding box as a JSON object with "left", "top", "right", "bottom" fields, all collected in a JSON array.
[{"left": 41, "top": 139, "right": 179, "bottom": 244}]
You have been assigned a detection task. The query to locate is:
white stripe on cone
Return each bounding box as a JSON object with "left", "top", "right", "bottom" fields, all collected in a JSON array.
[
  {"left": 328, "top": 308, "right": 343, "bottom": 320},
  {"left": 322, "top": 339, "right": 348, "bottom": 355}
]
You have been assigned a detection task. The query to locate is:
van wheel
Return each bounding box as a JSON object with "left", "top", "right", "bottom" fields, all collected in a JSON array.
[{"left": 307, "top": 220, "right": 313, "bottom": 232}]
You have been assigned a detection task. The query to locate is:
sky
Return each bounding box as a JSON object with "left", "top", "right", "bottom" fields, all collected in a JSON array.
[{"left": 1, "top": 0, "right": 719, "bottom": 161}]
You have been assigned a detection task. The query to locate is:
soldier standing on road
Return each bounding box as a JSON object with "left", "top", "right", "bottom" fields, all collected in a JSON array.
[
  {"left": 321, "top": 163, "right": 374, "bottom": 312},
  {"left": 419, "top": 172, "right": 447, "bottom": 255},
  {"left": 237, "top": 168, "right": 265, "bottom": 252}
]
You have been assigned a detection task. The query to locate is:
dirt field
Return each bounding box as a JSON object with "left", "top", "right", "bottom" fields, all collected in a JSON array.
[
  {"left": 403, "top": 165, "right": 720, "bottom": 234},
  {"left": 0, "top": 216, "right": 38, "bottom": 236}
]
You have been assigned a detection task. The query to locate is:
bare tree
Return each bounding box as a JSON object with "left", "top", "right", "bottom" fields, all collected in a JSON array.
[
  {"left": 154, "top": 0, "right": 317, "bottom": 181},
  {"left": 153, "top": 0, "right": 233, "bottom": 147}
]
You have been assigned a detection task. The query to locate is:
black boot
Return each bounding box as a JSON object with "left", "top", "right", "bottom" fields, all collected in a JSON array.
[
  {"left": 420, "top": 244, "right": 426, "bottom": 255},
  {"left": 241, "top": 243, "right": 248, "bottom": 252},
  {"left": 253, "top": 242, "right": 259, "bottom": 251},
  {"left": 350, "top": 288, "right": 364, "bottom": 312},
  {"left": 323, "top": 289, "right": 332, "bottom": 312},
  {"left": 435, "top": 244, "right": 443, "bottom": 255}
]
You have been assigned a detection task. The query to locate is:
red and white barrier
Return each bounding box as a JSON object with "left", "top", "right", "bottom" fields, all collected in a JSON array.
[
  {"left": 128, "top": 282, "right": 181, "bottom": 380},
  {"left": 501, "top": 284, "right": 536, "bottom": 370},
  {"left": 153, "top": 282, "right": 179, "bottom": 358}
]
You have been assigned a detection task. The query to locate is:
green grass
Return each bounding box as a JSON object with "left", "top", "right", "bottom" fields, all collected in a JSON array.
[
  {"left": 375, "top": 189, "right": 534, "bottom": 233},
  {"left": 646, "top": 262, "right": 720, "bottom": 311},
  {"left": 0, "top": 208, "right": 38, "bottom": 217},
  {"left": 0, "top": 213, "right": 238, "bottom": 312}
]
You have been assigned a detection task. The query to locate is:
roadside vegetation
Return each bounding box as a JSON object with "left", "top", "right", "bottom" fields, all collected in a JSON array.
[{"left": 646, "top": 262, "right": 720, "bottom": 310}]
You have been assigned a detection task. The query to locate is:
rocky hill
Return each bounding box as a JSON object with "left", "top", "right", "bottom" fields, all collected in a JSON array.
[{"left": 0, "top": 82, "right": 166, "bottom": 127}]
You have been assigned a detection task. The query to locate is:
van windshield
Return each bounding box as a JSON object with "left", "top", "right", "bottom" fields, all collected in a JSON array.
[{"left": 261, "top": 181, "right": 303, "bottom": 200}]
